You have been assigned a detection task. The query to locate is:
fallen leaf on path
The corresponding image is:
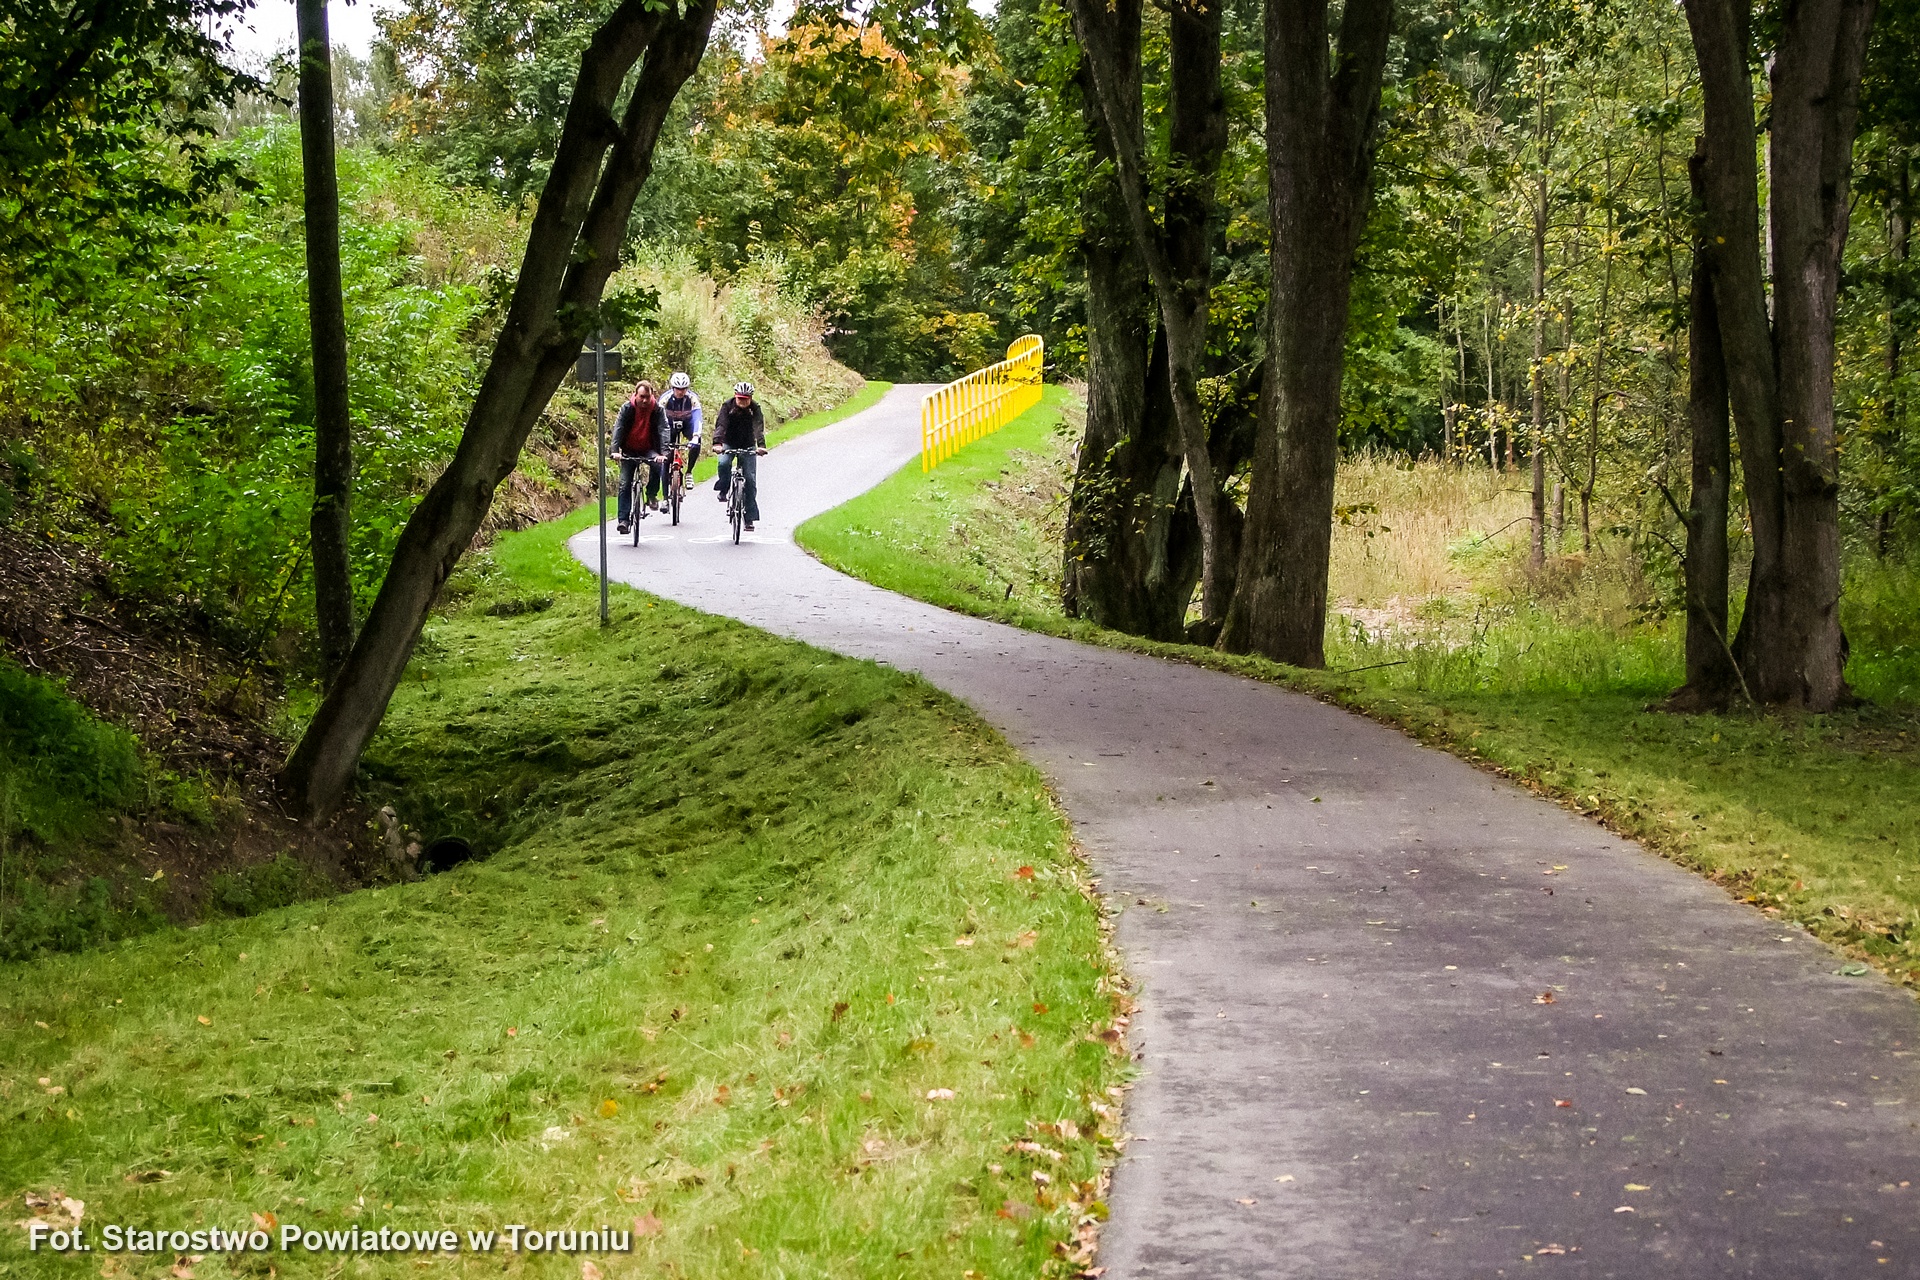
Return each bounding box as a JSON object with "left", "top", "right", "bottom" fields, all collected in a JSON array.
[
  {"left": 633, "top": 1213, "right": 663, "bottom": 1237},
  {"left": 1613, "top": 1206, "right": 1634, "bottom": 1214},
  {"left": 1012, "top": 931, "right": 1037, "bottom": 949},
  {"left": 927, "top": 1088, "right": 955, "bottom": 1101},
  {"left": 1534, "top": 991, "right": 1556, "bottom": 1005},
  {"left": 954, "top": 938, "right": 974, "bottom": 947},
  {"left": 598, "top": 1099, "right": 619, "bottom": 1118},
  {"left": 831, "top": 1001, "right": 849, "bottom": 1021},
  {"left": 1235, "top": 1198, "right": 1256, "bottom": 1206},
  {"left": 251, "top": 1212, "right": 276, "bottom": 1232},
  {"left": 196, "top": 1016, "right": 211, "bottom": 1026},
  {"left": 1624, "top": 1087, "right": 1647, "bottom": 1096},
  {"left": 1554, "top": 1099, "right": 1573, "bottom": 1107},
  {"left": 1032, "top": 1003, "right": 1048, "bottom": 1014},
  {"left": 1624, "top": 1183, "right": 1649, "bottom": 1192},
  {"left": 1274, "top": 1175, "right": 1295, "bottom": 1183},
  {"left": 581, "top": 1263, "right": 603, "bottom": 1280},
  {"left": 713, "top": 1085, "right": 731, "bottom": 1105},
  {"left": 1535, "top": 1244, "right": 1568, "bottom": 1256},
  {"left": 1015, "top": 867, "right": 1035, "bottom": 880}
]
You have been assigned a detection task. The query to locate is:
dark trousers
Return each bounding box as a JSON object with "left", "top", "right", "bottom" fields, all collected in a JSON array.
[
  {"left": 715, "top": 452, "right": 760, "bottom": 524},
  {"left": 617, "top": 455, "right": 662, "bottom": 521}
]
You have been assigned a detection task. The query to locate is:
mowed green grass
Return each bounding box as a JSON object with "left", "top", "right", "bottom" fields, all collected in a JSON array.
[
  {"left": 0, "top": 501, "right": 1126, "bottom": 1278},
  {"left": 686, "top": 380, "right": 894, "bottom": 486},
  {"left": 797, "top": 397, "right": 1920, "bottom": 986},
  {"left": 799, "top": 386, "right": 1074, "bottom": 628}
]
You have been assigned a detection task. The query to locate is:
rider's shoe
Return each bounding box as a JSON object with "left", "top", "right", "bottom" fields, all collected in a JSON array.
[
  {"left": 745, "top": 523, "right": 755, "bottom": 532},
  {"left": 616, "top": 522, "right": 629, "bottom": 535}
]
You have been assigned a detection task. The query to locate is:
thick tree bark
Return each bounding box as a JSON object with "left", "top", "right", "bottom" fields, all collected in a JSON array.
[
  {"left": 1065, "top": 0, "right": 1232, "bottom": 632},
  {"left": 1675, "top": 145, "right": 1741, "bottom": 709},
  {"left": 1215, "top": 0, "right": 1393, "bottom": 665},
  {"left": 1529, "top": 159, "right": 1548, "bottom": 571},
  {"left": 1884, "top": 156, "right": 1909, "bottom": 557},
  {"left": 1683, "top": 0, "right": 1874, "bottom": 710},
  {"left": 280, "top": 0, "right": 718, "bottom": 818},
  {"left": 295, "top": 0, "right": 355, "bottom": 677},
  {"left": 1061, "top": 59, "right": 1195, "bottom": 639}
]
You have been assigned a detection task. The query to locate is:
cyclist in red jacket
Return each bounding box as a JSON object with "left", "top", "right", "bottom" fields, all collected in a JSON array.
[{"left": 614, "top": 380, "right": 667, "bottom": 535}]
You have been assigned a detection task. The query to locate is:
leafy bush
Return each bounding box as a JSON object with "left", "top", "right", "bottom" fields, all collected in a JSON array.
[{"left": 0, "top": 125, "right": 500, "bottom": 657}]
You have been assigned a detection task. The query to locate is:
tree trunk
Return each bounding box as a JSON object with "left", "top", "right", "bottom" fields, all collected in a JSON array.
[
  {"left": 1884, "top": 156, "right": 1909, "bottom": 558},
  {"left": 1675, "top": 143, "right": 1741, "bottom": 709},
  {"left": 1684, "top": 0, "right": 1873, "bottom": 710},
  {"left": 280, "top": 0, "right": 718, "bottom": 819},
  {"left": 1061, "top": 59, "right": 1197, "bottom": 640},
  {"left": 1580, "top": 203, "right": 1612, "bottom": 555},
  {"left": 1066, "top": 0, "right": 1233, "bottom": 633},
  {"left": 1215, "top": 0, "right": 1393, "bottom": 665},
  {"left": 1529, "top": 130, "right": 1549, "bottom": 571},
  {"left": 295, "top": 0, "right": 355, "bottom": 677}
]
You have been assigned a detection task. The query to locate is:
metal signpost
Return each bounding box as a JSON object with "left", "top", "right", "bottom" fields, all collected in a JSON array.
[{"left": 578, "top": 331, "right": 623, "bottom": 627}]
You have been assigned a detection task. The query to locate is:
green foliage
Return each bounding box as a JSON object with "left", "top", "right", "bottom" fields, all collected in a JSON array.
[
  {"left": 0, "top": 0, "right": 265, "bottom": 290},
  {"left": 2, "top": 127, "right": 501, "bottom": 654},
  {"left": 0, "top": 497, "right": 1127, "bottom": 1277},
  {"left": 670, "top": 15, "right": 993, "bottom": 379},
  {"left": 0, "top": 661, "right": 140, "bottom": 843}
]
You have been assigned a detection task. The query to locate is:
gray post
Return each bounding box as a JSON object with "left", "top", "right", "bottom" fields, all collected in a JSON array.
[{"left": 596, "top": 341, "right": 609, "bottom": 626}]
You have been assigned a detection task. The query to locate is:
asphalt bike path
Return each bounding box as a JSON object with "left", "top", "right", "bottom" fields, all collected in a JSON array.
[{"left": 571, "top": 385, "right": 1919, "bottom": 1278}]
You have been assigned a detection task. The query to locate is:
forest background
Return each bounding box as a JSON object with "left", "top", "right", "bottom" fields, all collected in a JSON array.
[{"left": 2, "top": 0, "right": 1919, "bottom": 945}]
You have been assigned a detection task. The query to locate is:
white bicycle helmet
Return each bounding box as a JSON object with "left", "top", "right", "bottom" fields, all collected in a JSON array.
[
  {"left": 669, "top": 371, "right": 691, "bottom": 390},
  {"left": 734, "top": 381, "right": 754, "bottom": 396}
]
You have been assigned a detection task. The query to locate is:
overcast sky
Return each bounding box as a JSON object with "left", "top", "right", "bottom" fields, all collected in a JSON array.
[
  {"left": 222, "top": 0, "right": 810, "bottom": 65},
  {"left": 223, "top": 0, "right": 386, "bottom": 64}
]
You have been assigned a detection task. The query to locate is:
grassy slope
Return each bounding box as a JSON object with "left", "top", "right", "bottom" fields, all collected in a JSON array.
[
  {"left": 1, "top": 500, "right": 1125, "bottom": 1278},
  {"left": 797, "top": 395, "right": 1920, "bottom": 988},
  {"left": 686, "top": 381, "right": 894, "bottom": 486}
]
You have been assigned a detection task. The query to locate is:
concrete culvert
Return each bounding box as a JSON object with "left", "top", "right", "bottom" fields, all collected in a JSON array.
[{"left": 420, "top": 837, "right": 475, "bottom": 874}]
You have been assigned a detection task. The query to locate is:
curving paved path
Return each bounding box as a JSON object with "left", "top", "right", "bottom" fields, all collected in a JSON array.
[{"left": 572, "top": 385, "right": 1920, "bottom": 1278}]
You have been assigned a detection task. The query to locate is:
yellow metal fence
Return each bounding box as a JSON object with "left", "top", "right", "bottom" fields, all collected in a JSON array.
[{"left": 920, "top": 335, "right": 1045, "bottom": 471}]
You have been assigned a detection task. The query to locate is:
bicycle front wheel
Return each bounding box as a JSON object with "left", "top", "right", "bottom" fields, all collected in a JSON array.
[{"left": 670, "top": 467, "right": 683, "bottom": 525}]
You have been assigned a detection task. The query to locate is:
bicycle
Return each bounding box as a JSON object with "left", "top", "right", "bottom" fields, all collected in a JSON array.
[
  {"left": 716, "top": 447, "right": 759, "bottom": 544},
  {"left": 610, "top": 453, "right": 656, "bottom": 546},
  {"left": 664, "top": 440, "right": 689, "bottom": 526}
]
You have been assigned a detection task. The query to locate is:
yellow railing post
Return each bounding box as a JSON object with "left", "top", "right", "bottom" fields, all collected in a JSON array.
[{"left": 918, "top": 336, "right": 1045, "bottom": 473}]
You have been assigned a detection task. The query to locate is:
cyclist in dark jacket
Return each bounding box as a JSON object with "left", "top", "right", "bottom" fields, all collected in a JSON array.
[
  {"left": 712, "top": 382, "right": 767, "bottom": 531},
  {"left": 614, "top": 381, "right": 667, "bottom": 534}
]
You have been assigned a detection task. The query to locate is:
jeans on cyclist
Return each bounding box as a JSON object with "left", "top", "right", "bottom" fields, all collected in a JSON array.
[
  {"left": 617, "top": 454, "right": 663, "bottom": 521},
  {"left": 715, "top": 451, "right": 760, "bottom": 524}
]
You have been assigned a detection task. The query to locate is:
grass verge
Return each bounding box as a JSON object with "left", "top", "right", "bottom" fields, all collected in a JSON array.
[
  {"left": 687, "top": 380, "right": 894, "bottom": 486},
  {"left": 796, "top": 393, "right": 1920, "bottom": 989},
  {"left": 1, "top": 497, "right": 1127, "bottom": 1278}
]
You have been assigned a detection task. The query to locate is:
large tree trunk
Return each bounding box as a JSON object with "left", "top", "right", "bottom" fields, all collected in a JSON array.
[
  {"left": 1061, "top": 59, "right": 1195, "bottom": 640},
  {"left": 295, "top": 0, "right": 355, "bottom": 677},
  {"left": 1216, "top": 0, "right": 1393, "bottom": 665},
  {"left": 1529, "top": 154, "right": 1548, "bottom": 572},
  {"left": 1684, "top": 0, "right": 1874, "bottom": 711},
  {"left": 280, "top": 0, "right": 718, "bottom": 819},
  {"left": 1883, "top": 155, "right": 1909, "bottom": 557},
  {"left": 1065, "top": 0, "right": 1232, "bottom": 634},
  {"left": 1675, "top": 144, "right": 1742, "bottom": 709}
]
